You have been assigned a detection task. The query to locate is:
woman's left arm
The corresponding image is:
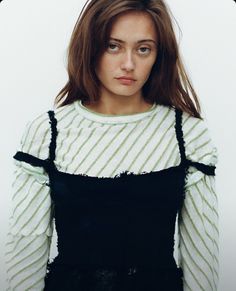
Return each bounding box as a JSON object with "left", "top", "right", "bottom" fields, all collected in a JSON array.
[
  {"left": 178, "top": 114, "right": 219, "bottom": 291},
  {"left": 178, "top": 172, "right": 219, "bottom": 291}
]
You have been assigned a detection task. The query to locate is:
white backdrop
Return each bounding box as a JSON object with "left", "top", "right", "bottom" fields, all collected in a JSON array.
[{"left": 0, "top": 0, "right": 235, "bottom": 290}]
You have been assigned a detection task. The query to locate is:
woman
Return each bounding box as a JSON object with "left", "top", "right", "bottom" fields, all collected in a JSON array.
[{"left": 5, "top": 0, "right": 219, "bottom": 290}]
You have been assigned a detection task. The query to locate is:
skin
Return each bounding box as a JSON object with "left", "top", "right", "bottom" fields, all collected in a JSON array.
[{"left": 84, "top": 11, "right": 158, "bottom": 115}]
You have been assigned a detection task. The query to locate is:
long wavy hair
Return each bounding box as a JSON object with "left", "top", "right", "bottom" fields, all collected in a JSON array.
[{"left": 54, "top": 0, "right": 202, "bottom": 118}]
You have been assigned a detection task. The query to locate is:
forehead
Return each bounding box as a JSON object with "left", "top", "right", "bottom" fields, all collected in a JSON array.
[{"left": 109, "top": 11, "right": 157, "bottom": 41}]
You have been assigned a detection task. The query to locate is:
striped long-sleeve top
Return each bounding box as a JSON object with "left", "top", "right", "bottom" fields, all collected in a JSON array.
[{"left": 4, "top": 99, "right": 219, "bottom": 290}]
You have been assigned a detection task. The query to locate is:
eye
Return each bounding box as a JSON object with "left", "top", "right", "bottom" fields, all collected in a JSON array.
[
  {"left": 106, "top": 43, "right": 152, "bottom": 55},
  {"left": 138, "top": 47, "right": 151, "bottom": 55},
  {"left": 107, "top": 43, "right": 119, "bottom": 52}
]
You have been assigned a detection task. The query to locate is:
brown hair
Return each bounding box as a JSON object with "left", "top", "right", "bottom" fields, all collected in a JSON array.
[{"left": 54, "top": 0, "right": 202, "bottom": 119}]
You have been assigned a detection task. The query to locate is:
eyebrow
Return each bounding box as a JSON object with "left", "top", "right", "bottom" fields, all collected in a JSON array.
[{"left": 109, "top": 37, "right": 157, "bottom": 45}]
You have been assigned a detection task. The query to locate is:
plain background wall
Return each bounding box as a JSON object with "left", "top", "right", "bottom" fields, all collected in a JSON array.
[{"left": 0, "top": 0, "right": 235, "bottom": 290}]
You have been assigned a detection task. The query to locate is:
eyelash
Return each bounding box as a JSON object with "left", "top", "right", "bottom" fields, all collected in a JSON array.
[{"left": 107, "top": 43, "right": 151, "bottom": 55}]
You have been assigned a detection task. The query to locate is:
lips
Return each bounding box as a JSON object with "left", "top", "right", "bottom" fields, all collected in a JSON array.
[{"left": 116, "top": 76, "right": 136, "bottom": 81}]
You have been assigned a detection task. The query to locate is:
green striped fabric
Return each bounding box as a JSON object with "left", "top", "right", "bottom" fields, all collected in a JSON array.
[{"left": 4, "top": 100, "right": 218, "bottom": 290}]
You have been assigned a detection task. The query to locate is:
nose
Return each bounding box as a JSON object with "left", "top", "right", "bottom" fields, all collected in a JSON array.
[{"left": 120, "top": 51, "right": 135, "bottom": 71}]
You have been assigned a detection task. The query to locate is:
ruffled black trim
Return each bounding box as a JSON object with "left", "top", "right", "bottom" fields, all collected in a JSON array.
[
  {"left": 174, "top": 107, "right": 216, "bottom": 226},
  {"left": 184, "top": 159, "right": 216, "bottom": 176},
  {"left": 47, "top": 110, "right": 58, "bottom": 163},
  {"left": 174, "top": 108, "right": 187, "bottom": 164},
  {"left": 174, "top": 108, "right": 216, "bottom": 176},
  {"left": 13, "top": 110, "right": 58, "bottom": 174},
  {"left": 174, "top": 108, "right": 189, "bottom": 212},
  {"left": 44, "top": 257, "right": 58, "bottom": 288},
  {"left": 13, "top": 151, "right": 49, "bottom": 170},
  {"left": 44, "top": 258, "right": 184, "bottom": 291}
]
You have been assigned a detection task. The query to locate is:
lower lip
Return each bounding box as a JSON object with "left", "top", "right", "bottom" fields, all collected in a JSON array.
[{"left": 116, "top": 78, "right": 135, "bottom": 85}]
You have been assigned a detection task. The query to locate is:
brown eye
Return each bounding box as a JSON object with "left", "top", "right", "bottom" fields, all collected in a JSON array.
[
  {"left": 138, "top": 47, "right": 151, "bottom": 55},
  {"left": 107, "top": 43, "right": 119, "bottom": 52}
]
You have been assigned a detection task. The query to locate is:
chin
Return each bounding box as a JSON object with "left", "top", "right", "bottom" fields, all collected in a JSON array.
[
  {"left": 111, "top": 91, "right": 138, "bottom": 97},
  {"left": 113, "top": 86, "right": 139, "bottom": 94}
]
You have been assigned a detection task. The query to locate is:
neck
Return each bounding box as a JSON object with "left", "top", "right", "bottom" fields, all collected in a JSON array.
[{"left": 82, "top": 96, "right": 154, "bottom": 116}]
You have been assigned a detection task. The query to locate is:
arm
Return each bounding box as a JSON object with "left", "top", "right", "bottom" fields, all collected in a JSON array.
[
  {"left": 5, "top": 113, "right": 54, "bottom": 290},
  {"left": 4, "top": 160, "right": 54, "bottom": 291},
  {"left": 178, "top": 172, "right": 219, "bottom": 291},
  {"left": 178, "top": 114, "right": 219, "bottom": 291}
]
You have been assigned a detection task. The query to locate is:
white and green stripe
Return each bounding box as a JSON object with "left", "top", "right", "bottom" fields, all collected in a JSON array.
[{"left": 5, "top": 100, "right": 219, "bottom": 290}]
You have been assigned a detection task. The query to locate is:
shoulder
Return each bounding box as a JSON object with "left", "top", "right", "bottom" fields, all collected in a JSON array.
[
  {"left": 18, "top": 102, "right": 77, "bottom": 159},
  {"left": 181, "top": 110, "right": 218, "bottom": 166},
  {"left": 19, "top": 110, "right": 50, "bottom": 158}
]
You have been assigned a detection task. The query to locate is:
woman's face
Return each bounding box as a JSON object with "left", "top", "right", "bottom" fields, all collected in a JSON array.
[{"left": 95, "top": 11, "right": 158, "bottom": 101}]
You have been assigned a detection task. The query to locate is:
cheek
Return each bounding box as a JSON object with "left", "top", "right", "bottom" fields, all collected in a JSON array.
[
  {"left": 99, "top": 56, "right": 118, "bottom": 74},
  {"left": 140, "top": 62, "right": 155, "bottom": 77}
]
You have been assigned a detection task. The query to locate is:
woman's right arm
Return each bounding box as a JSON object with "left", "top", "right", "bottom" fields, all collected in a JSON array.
[{"left": 4, "top": 113, "right": 54, "bottom": 290}]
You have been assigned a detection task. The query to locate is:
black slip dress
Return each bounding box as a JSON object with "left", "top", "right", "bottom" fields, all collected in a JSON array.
[{"left": 13, "top": 107, "right": 216, "bottom": 291}]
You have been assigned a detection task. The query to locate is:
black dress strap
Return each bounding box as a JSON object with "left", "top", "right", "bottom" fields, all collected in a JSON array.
[
  {"left": 13, "top": 110, "right": 58, "bottom": 172},
  {"left": 186, "top": 160, "right": 216, "bottom": 175},
  {"left": 175, "top": 108, "right": 187, "bottom": 165},
  {"left": 13, "top": 151, "right": 48, "bottom": 168},
  {"left": 174, "top": 107, "right": 216, "bottom": 176},
  {"left": 47, "top": 110, "right": 58, "bottom": 164}
]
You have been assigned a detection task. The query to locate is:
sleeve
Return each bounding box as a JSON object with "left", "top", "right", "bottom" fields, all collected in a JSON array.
[
  {"left": 177, "top": 115, "right": 219, "bottom": 291},
  {"left": 4, "top": 113, "right": 54, "bottom": 291}
]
